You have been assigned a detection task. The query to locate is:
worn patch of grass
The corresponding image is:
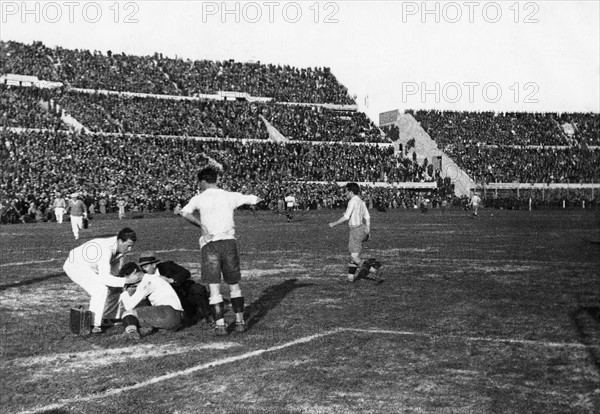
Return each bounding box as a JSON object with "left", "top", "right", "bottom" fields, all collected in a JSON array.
[{"left": 1, "top": 208, "right": 599, "bottom": 413}]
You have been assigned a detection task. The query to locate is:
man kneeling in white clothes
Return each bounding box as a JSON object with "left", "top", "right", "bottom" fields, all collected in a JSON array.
[{"left": 63, "top": 227, "right": 137, "bottom": 333}]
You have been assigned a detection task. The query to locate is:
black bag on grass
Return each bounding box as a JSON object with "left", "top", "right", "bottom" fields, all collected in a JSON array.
[{"left": 70, "top": 306, "right": 93, "bottom": 335}]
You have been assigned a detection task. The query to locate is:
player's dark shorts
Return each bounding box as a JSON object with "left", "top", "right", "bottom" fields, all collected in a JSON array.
[
  {"left": 132, "top": 305, "right": 183, "bottom": 331},
  {"left": 201, "top": 239, "right": 241, "bottom": 285},
  {"left": 349, "top": 224, "right": 369, "bottom": 254}
]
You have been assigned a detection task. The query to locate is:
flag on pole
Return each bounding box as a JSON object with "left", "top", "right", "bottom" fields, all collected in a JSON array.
[{"left": 260, "top": 115, "right": 289, "bottom": 142}]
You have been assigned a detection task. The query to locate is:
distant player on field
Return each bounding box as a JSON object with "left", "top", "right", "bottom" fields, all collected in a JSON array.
[
  {"left": 52, "top": 192, "right": 67, "bottom": 224},
  {"left": 179, "top": 164, "right": 262, "bottom": 335},
  {"left": 328, "top": 183, "right": 375, "bottom": 283},
  {"left": 470, "top": 191, "right": 482, "bottom": 218},
  {"left": 65, "top": 192, "right": 87, "bottom": 240},
  {"left": 284, "top": 194, "right": 296, "bottom": 222},
  {"left": 117, "top": 198, "right": 126, "bottom": 220}
]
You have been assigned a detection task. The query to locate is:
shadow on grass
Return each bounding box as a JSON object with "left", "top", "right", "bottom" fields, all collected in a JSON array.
[
  {"left": 0, "top": 272, "right": 66, "bottom": 291},
  {"left": 570, "top": 305, "right": 600, "bottom": 372},
  {"left": 245, "top": 278, "right": 314, "bottom": 330}
]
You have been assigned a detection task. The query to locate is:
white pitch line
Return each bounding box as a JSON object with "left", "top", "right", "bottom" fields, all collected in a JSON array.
[
  {"left": 342, "top": 328, "right": 600, "bottom": 349},
  {"left": 0, "top": 259, "right": 59, "bottom": 267},
  {"left": 156, "top": 248, "right": 199, "bottom": 254},
  {"left": 15, "top": 326, "right": 599, "bottom": 413},
  {"left": 17, "top": 328, "right": 343, "bottom": 414},
  {"left": 0, "top": 249, "right": 197, "bottom": 268}
]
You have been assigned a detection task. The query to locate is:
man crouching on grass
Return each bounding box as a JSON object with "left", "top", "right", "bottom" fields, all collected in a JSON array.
[{"left": 119, "top": 262, "right": 184, "bottom": 340}]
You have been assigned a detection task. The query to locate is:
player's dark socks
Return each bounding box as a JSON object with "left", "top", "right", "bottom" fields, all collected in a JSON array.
[
  {"left": 231, "top": 297, "right": 244, "bottom": 314},
  {"left": 347, "top": 263, "right": 359, "bottom": 282},
  {"left": 122, "top": 314, "right": 140, "bottom": 328},
  {"left": 348, "top": 263, "right": 358, "bottom": 277}
]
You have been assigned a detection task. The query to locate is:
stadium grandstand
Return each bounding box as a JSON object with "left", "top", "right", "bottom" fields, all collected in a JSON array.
[
  {"left": 1, "top": 40, "right": 599, "bottom": 223},
  {"left": 380, "top": 108, "right": 600, "bottom": 210}
]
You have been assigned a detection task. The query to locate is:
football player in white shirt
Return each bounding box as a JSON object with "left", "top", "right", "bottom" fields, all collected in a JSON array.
[
  {"left": 329, "top": 183, "right": 371, "bottom": 282},
  {"left": 470, "top": 191, "right": 482, "bottom": 218},
  {"left": 119, "top": 262, "right": 184, "bottom": 339},
  {"left": 52, "top": 192, "right": 67, "bottom": 224},
  {"left": 180, "top": 166, "right": 262, "bottom": 335},
  {"left": 284, "top": 194, "right": 296, "bottom": 222}
]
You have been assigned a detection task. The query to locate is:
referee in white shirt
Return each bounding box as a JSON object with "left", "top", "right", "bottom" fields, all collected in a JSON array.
[{"left": 329, "top": 182, "right": 371, "bottom": 282}]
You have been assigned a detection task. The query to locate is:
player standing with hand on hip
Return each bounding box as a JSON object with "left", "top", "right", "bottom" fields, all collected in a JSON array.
[
  {"left": 179, "top": 164, "right": 262, "bottom": 335},
  {"left": 329, "top": 183, "right": 372, "bottom": 283}
]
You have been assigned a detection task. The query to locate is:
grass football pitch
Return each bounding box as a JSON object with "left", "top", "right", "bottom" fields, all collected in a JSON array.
[{"left": 1, "top": 208, "right": 599, "bottom": 414}]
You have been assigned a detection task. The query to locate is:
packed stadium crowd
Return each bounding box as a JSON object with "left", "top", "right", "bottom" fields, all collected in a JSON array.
[
  {"left": 0, "top": 40, "right": 354, "bottom": 104},
  {"left": 409, "top": 109, "right": 600, "bottom": 147},
  {"left": 1, "top": 40, "right": 598, "bottom": 224},
  {"left": 0, "top": 84, "right": 65, "bottom": 130},
  {"left": 409, "top": 109, "right": 600, "bottom": 183},
  {"left": 448, "top": 145, "right": 600, "bottom": 184},
  {"left": 159, "top": 56, "right": 355, "bottom": 104},
  {"left": 0, "top": 129, "right": 440, "bottom": 223},
  {"left": 53, "top": 90, "right": 384, "bottom": 142},
  {"left": 0, "top": 84, "right": 383, "bottom": 142}
]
